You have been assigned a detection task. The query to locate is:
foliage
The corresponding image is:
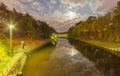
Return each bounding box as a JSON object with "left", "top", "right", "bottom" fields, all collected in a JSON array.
[
  {"left": 69, "top": 1, "right": 120, "bottom": 42},
  {"left": 0, "top": 2, "right": 56, "bottom": 68},
  {"left": 0, "top": 39, "right": 11, "bottom": 60},
  {"left": 50, "top": 33, "right": 58, "bottom": 44},
  {"left": 0, "top": 2, "right": 56, "bottom": 39}
]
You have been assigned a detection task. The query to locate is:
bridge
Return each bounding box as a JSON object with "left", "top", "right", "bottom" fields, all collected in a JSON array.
[{"left": 50, "top": 33, "right": 68, "bottom": 44}]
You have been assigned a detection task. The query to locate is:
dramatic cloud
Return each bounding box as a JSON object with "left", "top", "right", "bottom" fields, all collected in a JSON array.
[
  {"left": 50, "top": 0, "right": 57, "bottom": 5},
  {"left": 0, "top": 0, "right": 16, "bottom": 10},
  {"left": 89, "top": 0, "right": 119, "bottom": 14},
  {"left": 26, "top": 0, "right": 34, "bottom": 2},
  {"left": 49, "top": 10, "right": 81, "bottom": 22},
  {"left": 0, "top": 0, "right": 119, "bottom": 32},
  {"left": 60, "top": 0, "right": 87, "bottom": 7},
  {"left": 46, "top": 13, "right": 88, "bottom": 32}
]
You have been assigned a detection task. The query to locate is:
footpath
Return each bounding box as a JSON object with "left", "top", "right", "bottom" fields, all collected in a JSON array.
[
  {"left": 74, "top": 38, "right": 120, "bottom": 57},
  {"left": 0, "top": 39, "right": 50, "bottom": 76}
]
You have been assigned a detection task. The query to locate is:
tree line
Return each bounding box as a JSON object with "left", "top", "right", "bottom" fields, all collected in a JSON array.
[
  {"left": 0, "top": 2, "right": 56, "bottom": 39},
  {"left": 69, "top": 1, "right": 120, "bottom": 42}
]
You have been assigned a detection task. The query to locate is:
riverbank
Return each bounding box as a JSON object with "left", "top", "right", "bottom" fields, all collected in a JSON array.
[
  {"left": 0, "top": 38, "right": 49, "bottom": 76},
  {"left": 74, "top": 38, "right": 120, "bottom": 57}
]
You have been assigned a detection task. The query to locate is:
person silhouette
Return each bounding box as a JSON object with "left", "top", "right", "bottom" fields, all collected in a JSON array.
[{"left": 21, "top": 40, "right": 24, "bottom": 49}]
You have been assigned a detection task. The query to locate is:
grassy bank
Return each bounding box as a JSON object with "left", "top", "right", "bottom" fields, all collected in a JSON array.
[
  {"left": 74, "top": 38, "right": 120, "bottom": 56},
  {"left": 0, "top": 39, "right": 12, "bottom": 72},
  {"left": 0, "top": 38, "right": 47, "bottom": 73},
  {"left": 87, "top": 40, "right": 120, "bottom": 49}
]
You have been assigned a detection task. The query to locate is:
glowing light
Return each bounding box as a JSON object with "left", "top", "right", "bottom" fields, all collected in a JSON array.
[
  {"left": 9, "top": 24, "right": 14, "bottom": 56},
  {"left": 68, "top": 11, "right": 76, "bottom": 19},
  {"left": 9, "top": 24, "right": 14, "bottom": 29}
]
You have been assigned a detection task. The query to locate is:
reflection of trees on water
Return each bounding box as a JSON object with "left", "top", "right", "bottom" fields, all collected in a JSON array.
[
  {"left": 69, "top": 39, "right": 120, "bottom": 76},
  {"left": 24, "top": 38, "right": 106, "bottom": 76},
  {"left": 39, "top": 38, "right": 105, "bottom": 76}
]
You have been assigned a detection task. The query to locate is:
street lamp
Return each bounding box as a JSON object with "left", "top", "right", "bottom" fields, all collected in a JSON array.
[{"left": 9, "top": 24, "right": 14, "bottom": 54}]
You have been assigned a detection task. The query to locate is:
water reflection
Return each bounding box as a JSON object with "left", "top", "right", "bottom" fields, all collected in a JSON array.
[
  {"left": 69, "top": 38, "right": 120, "bottom": 76},
  {"left": 23, "top": 38, "right": 120, "bottom": 76}
]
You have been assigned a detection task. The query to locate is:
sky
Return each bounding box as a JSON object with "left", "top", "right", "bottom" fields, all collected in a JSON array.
[{"left": 0, "top": 0, "right": 119, "bottom": 32}]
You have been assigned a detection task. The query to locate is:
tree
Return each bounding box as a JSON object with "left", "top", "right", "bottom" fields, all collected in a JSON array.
[{"left": 68, "top": 1, "right": 120, "bottom": 42}]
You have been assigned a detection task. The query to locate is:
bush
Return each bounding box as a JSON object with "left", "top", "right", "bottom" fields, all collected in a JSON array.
[{"left": 0, "top": 37, "right": 13, "bottom": 58}]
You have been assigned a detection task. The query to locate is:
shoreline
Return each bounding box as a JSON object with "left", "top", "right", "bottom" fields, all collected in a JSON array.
[
  {"left": 0, "top": 39, "right": 50, "bottom": 76},
  {"left": 73, "top": 37, "right": 120, "bottom": 57}
]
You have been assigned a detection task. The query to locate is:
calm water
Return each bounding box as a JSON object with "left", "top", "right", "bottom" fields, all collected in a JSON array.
[{"left": 23, "top": 38, "right": 120, "bottom": 76}]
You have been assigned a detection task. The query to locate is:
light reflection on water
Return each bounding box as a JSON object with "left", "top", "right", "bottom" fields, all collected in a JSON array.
[
  {"left": 69, "top": 38, "right": 120, "bottom": 76},
  {"left": 23, "top": 38, "right": 105, "bottom": 76}
]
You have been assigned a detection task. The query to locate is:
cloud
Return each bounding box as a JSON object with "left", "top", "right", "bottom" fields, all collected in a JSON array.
[
  {"left": 89, "top": 0, "right": 119, "bottom": 14},
  {"left": 60, "top": 0, "right": 87, "bottom": 7},
  {"left": 0, "top": 0, "right": 15, "bottom": 10},
  {"left": 98, "top": 0, "right": 119, "bottom": 13},
  {"left": 0, "top": 0, "right": 119, "bottom": 32},
  {"left": 89, "top": 0, "right": 103, "bottom": 13},
  {"left": 47, "top": 10, "right": 85, "bottom": 23},
  {"left": 60, "top": 0, "right": 119, "bottom": 15},
  {"left": 31, "top": 1, "right": 40, "bottom": 6},
  {"left": 50, "top": 0, "right": 57, "bottom": 5},
  {"left": 30, "top": 1, "right": 46, "bottom": 12},
  {"left": 45, "top": 11, "right": 88, "bottom": 32},
  {"left": 26, "top": 0, "right": 34, "bottom": 2}
]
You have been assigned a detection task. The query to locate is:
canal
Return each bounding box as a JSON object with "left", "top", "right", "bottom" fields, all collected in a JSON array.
[{"left": 23, "top": 38, "right": 120, "bottom": 76}]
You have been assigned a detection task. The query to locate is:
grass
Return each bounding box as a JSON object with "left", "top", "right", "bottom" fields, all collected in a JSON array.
[
  {"left": 0, "top": 39, "right": 12, "bottom": 72},
  {"left": 87, "top": 40, "right": 120, "bottom": 48},
  {"left": 75, "top": 37, "right": 120, "bottom": 56},
  {"left": 75, "top": 38, "right": 120, "bottom": 49},
  {"left": 0, "top": 38, "right": 47, "bottom": 73},
  {"left": 0, "top": 56, "right": 12, "bottom": 72},
  {"left": 87, "top": 40, "right": 120, "bottom": 56}
]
